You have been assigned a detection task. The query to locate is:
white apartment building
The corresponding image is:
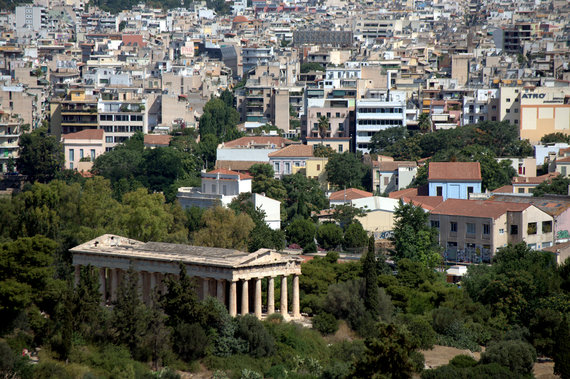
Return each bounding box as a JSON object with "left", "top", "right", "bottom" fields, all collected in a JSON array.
[
  {"left": 462, "top": 89, "right": 498, "bottom": 126},
  {"left": 97, "top": 99, "right": 148, "bottom": 150},
  {"left": 15, "top": 6, "right": 46, "bottom": 33},
  {"left": 355, "top": 90, "right": 407, "bottom": 152}
]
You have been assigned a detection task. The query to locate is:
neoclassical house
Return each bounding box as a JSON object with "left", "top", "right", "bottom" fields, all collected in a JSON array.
[{"left": 71, "top": 235, "right": 302, "bottom": 319}]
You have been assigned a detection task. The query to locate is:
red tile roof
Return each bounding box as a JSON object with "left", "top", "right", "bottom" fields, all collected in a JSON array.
[
  {"left": 268, "top": 144, "right": 314, "bottom": 158},
  {"left": 61, "top": 129, "right": 104, "bottom": 140},
  {"left": 144, "top": 134, "right": 172, "bottom": 146},
  {"left": 428, "top": 162, "right": 482, "bottom": 181},
  {"left": 222, "top": 136, "right": 293, "bottom": 148},
  {"left": 205, "top": 168, "right": 252, "bottom": 180},
  {"left": 492, "top": 185, "right": 514, "bottom": 193},
  {"left": 431, "top": 199, "right": 530, "bottom": 219},
  {"left": 329, "top": 188, "right": 373, "bottom": 201},
  {"left": 512, "top": 172, "right": 559, "bottom": 185}
]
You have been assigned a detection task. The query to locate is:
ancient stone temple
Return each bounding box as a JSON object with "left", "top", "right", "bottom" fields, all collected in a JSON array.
[{"left": 71, "top": 234, "right": 303, "bottom": 319}]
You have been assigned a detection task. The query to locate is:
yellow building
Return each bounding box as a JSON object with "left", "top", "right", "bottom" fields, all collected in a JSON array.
[{"left": 292, "top": 156, "right": 329, "bottom": 190}]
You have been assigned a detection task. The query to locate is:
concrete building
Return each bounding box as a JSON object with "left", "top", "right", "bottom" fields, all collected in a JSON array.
[
  {"left": 61, "top": 129, "right": 105, "bottom": 171},
  {"left": 451, "top": 54, "right": 472, "bottom": 86},
  {"left": 372, "top": 160, "right": 417, "bottom": 195},
  {"left": 177, "top": 169, "right": 252, "bottom": 209},
  {"left": 428, "top": 162, "right": 482, "bottom": 200},
  {"left": 430, "top": 199, "right": 554, "bottom": 262},
  {"left": 305, "top": 138, "right": 351, "bottom": 154},
  {"left": 242, "top": 47, "right": 273, "bottom": 75},
  {"left": 215, "top": 136, "right": 293, "bottom": 172},
  {"left": 252, "top": 193, "right": 281, "bottom": 230},
  {"left": 0, "top": 115, "right": 20, "bottom": 173},
  {"left": 268, "top": 144, "right": 314, "bottom": 179},
  {"left": 15, "top": 6, "right": 46, "bottom": 33},
  {"left": 519, "top": 87, "right": 570, "bottom": 143},
  {"left": 355, "top": 91, "right": 407, "bottom": 152},
  {"left": 71, "top": 234, "right": 302, "bottom": 319},
  {"left": 98, "top": 98, "right": 148, "bottom": 150}
]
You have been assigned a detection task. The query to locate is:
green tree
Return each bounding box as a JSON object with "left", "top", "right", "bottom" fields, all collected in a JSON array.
[
  {"left": 17, "top": 127, "right": 64, "bottom": 183},
  {"left": 199, "top": 97, "right": 241, "bottom": 141},
  {"left": 554, "top": 316, "right": 570, "bottom": 379},
  {"left": 249, "top": 163, "right": 287, "bottom": 201},
  {"left": 313, "top": 144, "right": 335, "bottom": 158},
  {"left": 332, "top": 204, "right": 367, "bottom": 230},
  {"left": 369, "top": 127, "right": 408, "bottom": 155},
  {"left": 325, "top": 152, "right": 368, "bottom": 190},
  {"left": 286, "top": 218, "right": 316, "bottom": 249},
  {"left": 73, "top": 265, "right": 104, "bottom": 341},
  {"left": 363, "top": 236, "right": 379, "bottom": 317},
  {"left": 282, "top": 172, "right": 328, "bottom": 220},
  {"left": 352, "top": 323, "right": 417, "bottom": 379},
  {"left": 139, "top": 146, "right": 198, "bottom": 194},
  {"left": 390, "top": 201, "right": 441, "bottom": 268},
  {"left": 112, "top": 267, "right": 147, "bottom": 356},
  {"left": 541, "top": 132, "right": 570, "bottom": 144},
  {"left": 316, "top": 223, "right": 343, "bottom": 250},
  {"left": 418, "top": 113, "right": 432, "bottom": 133},
  {"left": 193, "top": 206, "right": 255, "bottom": 250},
  {"left": 161, "top": 263, "right": 201, "bottom": 327},
  {"left": 343, "top": 222, "right": 368, "bottom": 250},
  {"left": 533, "top": 175, "right": 570, "bottom": 197}
]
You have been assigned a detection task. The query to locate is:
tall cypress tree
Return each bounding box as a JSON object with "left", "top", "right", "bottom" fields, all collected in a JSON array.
[{"left": 363, "top": 236, "right": 379, "bottom": 317}]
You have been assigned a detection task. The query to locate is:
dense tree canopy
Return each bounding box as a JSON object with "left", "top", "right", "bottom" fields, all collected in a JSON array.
[
  {"left": 325, "top": 152, "right": 368, "bottom": 190},
  {"left": 17, "top": 127, "right": 64, "bottom": 183}
]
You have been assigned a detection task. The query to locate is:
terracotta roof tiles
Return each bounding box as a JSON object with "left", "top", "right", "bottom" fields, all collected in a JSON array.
[
  {"left": 431, "top": 199, "right": 530, "bottom": 219},
  {"left": 428, "top": 162, "right": 482, "bottom": 181},
  {"left": 329, "top": 188, "right": 373, "bottom": 201},
  {"left": 268, "top": 144, "right": 314, "bottom": 158},
  {"left": 144, "top": 134, "right": 172, "bottom": 146},
  {"left": 61, "top": 129, "right": 104, "bottom": 140}
]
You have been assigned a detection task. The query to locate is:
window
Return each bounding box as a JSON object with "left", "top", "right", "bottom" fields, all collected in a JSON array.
[
  {"left": 483, "top": 224, "right": 490, "bottom": 235},
  {"left": 431, "top": 220, "right": 440, "bottom": 229},
  {"left": 274, "top": 162, "right": 280, "bottom": 173},
  {"left": 69, "top": 162, "right": 73, "bottom": 170},
  {"left": 506, "top": 98, "right": 511, "bottom": 102},
  {"left": 527, "top": 222, "right": 537, "bottom": 235},
  {"left": 510, "top": 225, "right": 519, "bottom": 235},
  {"left": 339, "top": 123, "right": 344, "bottom": 131},
  {"left": 105, "top": 136, "right": 113, "bottom": 143},
  {"left": 499, "top": 228, "right": 505, "bottom": 234},
  {"left": 466, "top": 223, "right": 476, "bottom": 234},
  {"left": 317, "top": 164, "right": 320, "bottom": 170},
  {"left": 103, "top": 125, "right": 113, "bottom": 132},
  {"left": 542, "top": 221, "right": 552, "bottom": 233},
  {"left": 69, "top": 149, "right": 74, "bottom": 162},
  {"left": 90, "top": 149, "right": 95, "bottom": 161},
  {"left": 211, "top": 184, "right": 216, "bottom": 193},
  {"left": 285, "top": 162, "right": 290, "bottom": 174},
  {"left": 294, "top": 161, "right": 301, "bottom": 167},
  {"left": 543, "top": 242, "right": 552, "bottom": 248},
  {"left": 436, "top": 186, "right": 443, "bottom": 196},
  {"left": 450, "top": 222, "right": 458, "bottom": 232},
  {"left": 562, "top": 166, "right": 567, "bottom": 176},
  {"left": 518, "top": 188, "right": 525, "bottom": 193},
  {"left": 336, "top": 112, "right": 340, "bottom": 117},
  {"left": 79, "top": 149, "right": 84, "bottom": 159},
  {"left": 222, "top": 185, "right": 227, "bottom": 195},
  {"left": 467, "top": 186, "right": 474, "bottom": 196},
  {"left": 338, "top": 145, "right": 343, "bottom": 152},
  {"left": 316, "top": 112, "right": 321, "bottom": 117}
]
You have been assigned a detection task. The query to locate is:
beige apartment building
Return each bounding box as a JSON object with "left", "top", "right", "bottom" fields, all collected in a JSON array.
[
  {"left": 430, "top": 199, "right": 554, "bottom": 262},
  {"left": 498, "top": 86, "right": 570, "bottom": 143}
]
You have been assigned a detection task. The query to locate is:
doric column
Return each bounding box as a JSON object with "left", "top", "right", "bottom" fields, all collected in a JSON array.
[
  {"left": 99, "top": 267, "right": 106, "bottom": 301},
  {"left": 202, "top": 278, "right": 210, "bottom": 300},
  {"left": 229, "top": 280, "right": 237, "bottom": 317},
  {"left": 149, "top": 272, "right": 156, "bottom": 299},
  {"left": 74, "top": 265, "right": 81, "bottom": 287},
  {"left": 254, "top": 278, "right": 262, "bottom": 319},
  {"left": 281, "top": 275, "right": 288, "bottom": 316},
  {"left": 241, "top": 279, "right": 249, "bottom": 315},
  {"left": 142, "top": 272, "right": 150, "bottom": 303},
  {"left": 292, "top": 274, "right": 300, "bottom": 319},
  {"left": 217, "top": 279, "right": 225, "bottom": 305},
  {"left": 110, "top": 268, "right": 118, "bottom": 302},
  {"left": 267, "top": 276, "right": 275, "bottom": 314}
]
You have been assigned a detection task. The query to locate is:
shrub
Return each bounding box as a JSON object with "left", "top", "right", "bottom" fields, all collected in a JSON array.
[
  {"left": 449, "top": 354, "right": 477, "bottom": 368},
  {"left": 410, "top": 351, "right": 425, "bottom": 372},
  {"left": 237, "top": 315, "right": 275, "bottom": 358},
  {"left": 313, "top": 313, "right": 339, "bottom": 335},
  {"left": 398, "top": 314, "right": 437, "bottom": 350},
  {"left": 174, "top": 323, "right": 209, "bottom": 361},
  {"left": 421, "top": 365, "right": 459, "bottom": 379},
  {"left": 480, "top": 340, "right": 536, "bottom": 376},
  {"left": 342, "top": 222, "right": 368, "bottom": 250}
]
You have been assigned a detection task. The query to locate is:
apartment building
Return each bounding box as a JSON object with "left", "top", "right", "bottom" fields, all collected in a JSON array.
[
  {"left": 519, "top": 86, "right": 570, "bottom": 143},
  {"left": 430, "top": 199, "right": 554, "bottom": 263},
  {"left": 15, "top": 6, "right": 46, "bottom": 33},
  {"left": 98, "top": 97, "right": 148, "bottom": 150},
  {"left": 0, "top": 115, "right": 19, "bottom": 173},
  {"left": 372, "top": 160, "right": 417, "bottom": 195},
  {"left": 50, "top": 88, "right": 98, "bottom": 138},
  {"left": 355, "top": 90, "right": 406, "bottom": 152},
  {"left": 268, "top": 144, "right": 314, "bottom": 179}
]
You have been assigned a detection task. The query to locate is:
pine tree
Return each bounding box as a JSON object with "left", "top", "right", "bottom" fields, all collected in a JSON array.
[
  {"left": 554, "top": 316, "right": 570, "bottom": 379},
  {"left": 161, "top": 262, "right": 202, "bottom": 327},
  {"left": 73, "top": 265, "right": 103, "bottom": 341},
  {"left": 363, "top": 236, "right": 379, "bottom": 317}
]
